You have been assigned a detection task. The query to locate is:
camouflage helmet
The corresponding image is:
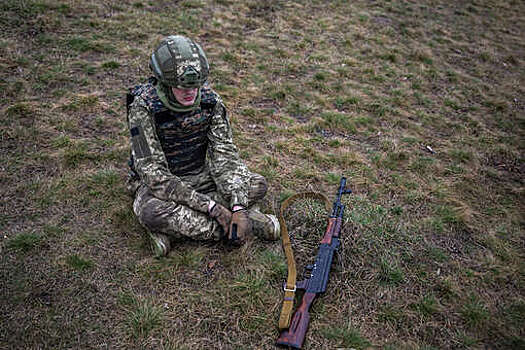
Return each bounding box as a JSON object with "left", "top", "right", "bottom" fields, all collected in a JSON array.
[{"left": 150, "top": 35, "right": 209, "bottom": 88}]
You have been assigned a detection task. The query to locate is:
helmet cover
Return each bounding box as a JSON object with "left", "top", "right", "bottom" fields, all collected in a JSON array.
[{"left": 150, "top": 35, "right": 209, "bottom": 88}]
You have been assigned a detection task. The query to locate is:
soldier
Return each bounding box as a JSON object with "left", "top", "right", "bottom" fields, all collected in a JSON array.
[{"left": 126, "top": 35, "right": 280, "bottom": 257}]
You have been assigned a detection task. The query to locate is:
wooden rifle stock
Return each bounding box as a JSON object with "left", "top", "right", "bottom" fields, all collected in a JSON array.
[{"left": 276, "top": 292, "right": 316, "bottom": 348}]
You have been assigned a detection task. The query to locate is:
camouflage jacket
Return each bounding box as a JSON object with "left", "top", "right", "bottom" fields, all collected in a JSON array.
[{"left": 127, "top": 81, "right": 250, "bottom": 213}]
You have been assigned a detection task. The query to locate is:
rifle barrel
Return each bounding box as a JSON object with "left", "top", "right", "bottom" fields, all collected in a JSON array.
[{"left": 331, "top": 176, "right": 348, "bottom": 217}]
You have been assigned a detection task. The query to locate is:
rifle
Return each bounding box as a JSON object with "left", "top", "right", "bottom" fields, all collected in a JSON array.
[{"left": 276, "top": 177, "right": 352, "bottom": 349}]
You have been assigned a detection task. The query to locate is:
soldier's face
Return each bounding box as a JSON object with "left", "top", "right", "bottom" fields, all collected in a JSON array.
[{"left": 172, "top": 87, "right": 198, "bottom": 106}]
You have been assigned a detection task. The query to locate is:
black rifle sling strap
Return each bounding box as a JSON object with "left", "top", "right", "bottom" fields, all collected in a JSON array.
[{"left": 278, "top": 192, "right": 331, "bottom": 330}]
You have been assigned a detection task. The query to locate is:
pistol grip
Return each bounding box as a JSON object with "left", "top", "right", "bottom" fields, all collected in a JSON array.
[{"left": 229, "top": 223, "right": 239, "bottom": 245}]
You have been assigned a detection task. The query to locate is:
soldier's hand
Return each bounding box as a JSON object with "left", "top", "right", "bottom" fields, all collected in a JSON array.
[
  {"left": 209, "top": 202, "right": 232, "bottom": 235},
  {"left": 229, "top": 207, "right": 251, "bottom": 245}
]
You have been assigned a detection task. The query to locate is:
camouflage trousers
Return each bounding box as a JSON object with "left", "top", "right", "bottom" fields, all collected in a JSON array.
[{"left": 132, "top": 173, "right": 268, "bottom": 241}]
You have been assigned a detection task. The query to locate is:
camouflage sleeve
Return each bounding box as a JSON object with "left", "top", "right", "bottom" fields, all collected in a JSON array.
[
  {"left": 128, "top": 101, "right": 212, "bottom": 213},
  {"left": 207, "top": 100, "right": 251, "bottom": 208}
]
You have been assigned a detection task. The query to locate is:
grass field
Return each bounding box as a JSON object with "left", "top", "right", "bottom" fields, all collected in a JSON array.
[{"left": 1, "top": 0, "right": 524, "bottom": 349}]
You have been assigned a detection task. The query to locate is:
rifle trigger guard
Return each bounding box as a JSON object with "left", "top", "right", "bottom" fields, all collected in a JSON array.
[{"left": 284, "top": 284, "right": 296, "bottom": 292}]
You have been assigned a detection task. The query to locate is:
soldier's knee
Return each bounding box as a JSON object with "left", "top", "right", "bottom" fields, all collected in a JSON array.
[
  {"left": 249, "top": 173, "right": 268, "bottom": 202},
  {"left": 137, "top": 200, "right": 168, "bottom": 232}
]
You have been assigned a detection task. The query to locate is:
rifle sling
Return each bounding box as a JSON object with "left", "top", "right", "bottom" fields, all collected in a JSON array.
[{"left": 278, "top": 192, "right": 331, "bottom": 330}]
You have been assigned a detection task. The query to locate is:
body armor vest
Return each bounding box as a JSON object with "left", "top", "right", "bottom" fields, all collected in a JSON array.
[{"left": 127, "top": 79, "right": 218, "bottom": 177}]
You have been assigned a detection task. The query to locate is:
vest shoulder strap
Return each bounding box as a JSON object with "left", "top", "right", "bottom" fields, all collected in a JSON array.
[{"left": 200, "top": 87, "right": 219, "bottom": 111}]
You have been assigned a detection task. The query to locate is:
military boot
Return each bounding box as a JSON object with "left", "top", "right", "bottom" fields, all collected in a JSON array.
[
  {"left": 149, "top": 232, "right": 171, "bottom": 257},
  {"left": 248, "top": 209, "right": 280, "bottom": 241}
]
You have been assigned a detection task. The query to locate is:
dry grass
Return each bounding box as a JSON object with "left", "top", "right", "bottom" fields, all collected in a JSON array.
[{"left": 1, "top": 0, "right": 524, "bottom": 349}]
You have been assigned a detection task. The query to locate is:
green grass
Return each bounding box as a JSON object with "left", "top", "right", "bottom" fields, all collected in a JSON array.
[
  {"left": 101, "top": 61, "right": 121, "bottom": 70},
  {"left": 67, "top": 37, "right": 116, "bottom": 53},
  {"left": 61, "top": 95, "right": 99, "bottom": 112},
  {"left": 378, "top": 258, "right": 405, "bottom": 285},
  {"left": 169, "top": 247, "right": 205, "bottom": 269},
  {"left": 231, "top": 273, "right": 267, "bottom": 299},
  {"left": 52, "top": 135, "right": 73, "bottom": 148},
  {"left": 1, "top": 0, "right": 524, "bottom": 348},
  {"left": 411, "top": 295, "right": 440, "bottom": 318},
  {"left": 461, "top": 294, "right": 490, "bottom": 328},
  {"left": 321, "top": 325, "right": 371, "bottom": 349},
  {"left": 378, "top": 304, "right": 406, "bottom": 325},
  {"left": 256, "top": 248, "right": 287, "bottom": 281},
  {"left": 5, "top": 103, "right": 34, "bottom": 118},
  {"left": 503, "top": 300, "right": 525, "bottom": 327},
  {"left": 64, "top": 142, "right": 90, "bottom": 167},
  {"left": 65, "top": 254, "right": 94, "bottom": 271},
  {"left": 126, "top": 299, "right": 164, "bottom": 339},
  {"left": 6, "top": 233, "right": 43, "bottom": 252},
  {"left": 319, "top": 111, "right": 357, "bottom": 133}
]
